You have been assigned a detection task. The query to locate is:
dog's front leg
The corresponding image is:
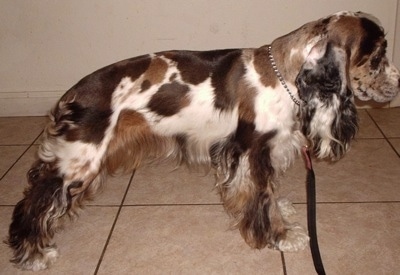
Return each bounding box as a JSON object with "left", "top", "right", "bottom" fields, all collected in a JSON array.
[{"left": 216, "top": 131, "right": 309, "bottom": 251}]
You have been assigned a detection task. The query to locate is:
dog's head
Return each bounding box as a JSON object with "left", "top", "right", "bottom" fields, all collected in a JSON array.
[{"left": 295, "top": 12, "right": 400, "bottom": 160}]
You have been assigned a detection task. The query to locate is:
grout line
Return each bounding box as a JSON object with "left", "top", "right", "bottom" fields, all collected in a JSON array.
[
  {"left": 3, "top": 201, "right": 398, "bottom": 208},
  {"left": 280, "top": 252, "right": 288, "bottom": 275},
  {"left": 384, "top": 139, "right": 400, "bottom": 158},
  {"left": 355, "top": 136, "right": 385, "bottom": 140},
  {"left": 121, "top": 202, "right": 223, "bottom": 207},
  {"left": 296, "top": 201, "right": 400, "bottom": 205},
  {"left": 0, "top": 130, "right": 43, "bottom": 181},
  {"left": 81, "top": 203, "right": 223, "bottom": 207},
  {"left": 2, "top": 201, "right": 400, "bottom": 208},
  {"left": 94, "top": 170, "right": 136, "bottom": 275},
  {"left": 365, "top": 110, "right": 400, "bottom": 158}
]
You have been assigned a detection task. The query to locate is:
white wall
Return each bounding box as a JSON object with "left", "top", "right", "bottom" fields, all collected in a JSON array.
[{"left": 0, "top": 0, "right": 399, "bottom": 116}]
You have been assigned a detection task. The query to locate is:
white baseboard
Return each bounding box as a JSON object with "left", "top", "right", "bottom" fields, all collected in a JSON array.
[
  {"left": 0, "top": 89, "right": 399, "bottom": 117},
  {"left": 0, "top": 91, "right": 64, "bottom": 117}
]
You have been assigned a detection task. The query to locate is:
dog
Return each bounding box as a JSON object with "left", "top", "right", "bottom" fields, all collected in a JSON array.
[{"left": 7, "top": 11, "right": 400, "bottom": 271}]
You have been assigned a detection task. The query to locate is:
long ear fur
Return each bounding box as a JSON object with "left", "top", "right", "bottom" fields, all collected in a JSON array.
[{"left": 295, "top": 40, "right": 358, "bottom": 160}]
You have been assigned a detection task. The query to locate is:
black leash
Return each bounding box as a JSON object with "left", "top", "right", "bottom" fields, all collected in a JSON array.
[{"left": 302, "top": 146, "right": 326, "bottom": 275}]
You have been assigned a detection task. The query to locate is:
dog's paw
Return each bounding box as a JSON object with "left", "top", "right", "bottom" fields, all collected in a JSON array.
[
  {"left": 15, "top": 246, "right": 59, "bottom": 271},
  {"left": 277, "top": 224, "right": 309, "bottom": 252},
  {"left": 277, "top": 198, "right": 297, "bottom": 218}
]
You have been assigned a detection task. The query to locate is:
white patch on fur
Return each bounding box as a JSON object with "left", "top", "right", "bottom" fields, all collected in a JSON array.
[
  {"left": 354, "top": 11, "right": 382, "bottom": 27},
  {"left": 386, "top": 63, "right": 400, "bottom": 84},
  {"left": 303, "top": 35, "right": 326, "bottom": 60},
  {"left": 20, "top": 247, "right": 58, "bottom": 271},
  {"left": 278, "top": 198, "right": 297, "bottom": 218},
  {"left": 277, "top": 224, "right": 309, "bottom": 252},
  {"left": 253, "top": 86, "right": 293, "bottom": 132},
  {"left": 244, "top": 55, "right": 306, "bottom": 172},
  {"left": 216, "top": 154, "right": 253, "bottom": 194},
  {"left": 333, "top": 11, "right": 355, "bottom": 17},
  {"left": 244, "top": 55, "right": 297, "bottom": 133},
  {"left": 308, "top": 96, "right": 341, "bottom": 159},
  {"left": 290, "top": 48, "right": 300, "bottom": 59},
  {"left": 56, "top": 141, "right": 100, "bottom": 176},
  {"left": 270, "top": 130, "right": 306, "bottom": 172},
  {"left": 146, "top": 77, "right": 239, "bottom": 163}
]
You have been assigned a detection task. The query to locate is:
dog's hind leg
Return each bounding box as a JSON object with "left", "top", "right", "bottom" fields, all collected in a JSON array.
[
  {"left": 8, "top": 160, "right": 65, "bottom": 271},
  {"left": 7, "top": 105, "right": 111, "bottom": 270},
  {"left": 7, "top": 143, "right": 107, "bottom": 271}
]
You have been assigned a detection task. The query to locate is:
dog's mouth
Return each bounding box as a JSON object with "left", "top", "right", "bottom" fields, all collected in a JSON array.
[
  {"left": 354, "top": 85, "right": 400, "bottom": 103},
  {"left": 354, "top": 89, "right": 373, "bottom": 101}
]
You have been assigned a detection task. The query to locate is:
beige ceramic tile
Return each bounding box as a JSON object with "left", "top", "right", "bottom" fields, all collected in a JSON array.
[
  {"left": 0, "top": 206, "right": 118, "bottom": 274},
  {"left": 0, "top": 117, "right": 46, "bottom": 145},
  {"left": 280, "top": 139, "right": 400, "bottom": 203},
  {"left": 125, "top": 162, "right": 220, "bottom": 205},
  {"left": 368, "top": 108, "right": 400, "bottom": 138},
  {"left": 356, "top": 109, "right": 383, "bottom": 138},
  {"left": 0, "top": 146, "right": 28, "bottom": 179},
  {"left": 98, "top": 205, "right": 284, "bottom": 274},
  {"left": 87, "top": 172, "right": 134, "bottom": 206},
  {"left": 284, "top": 203, "right": 400, "bottom": 274},
  {"left": 0, "top": 146, "right": 38, "bottom": 205}
]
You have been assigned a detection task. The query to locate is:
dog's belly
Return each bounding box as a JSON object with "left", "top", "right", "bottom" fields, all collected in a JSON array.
[{"left": 146, "top": 104, "right": 239, "bottom": 143}]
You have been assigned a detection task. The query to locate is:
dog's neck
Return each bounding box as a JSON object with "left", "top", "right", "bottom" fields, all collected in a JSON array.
[
  {"left": 268, "top": 38, "right": 316, "bottom": 86},
  {"left": 267, "top": 45, "right": 303, "bottom": 106},
  {"left": 266, "top": 17, "right": 332, "bottom": 87}
]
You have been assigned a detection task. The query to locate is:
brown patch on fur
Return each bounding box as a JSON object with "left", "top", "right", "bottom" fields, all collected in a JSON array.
[
  {"left": 161, "top": 51, "right": 211, "bottom": 85},
  {"left": 68, "top": 172, "right": 107, "bottom": 218},
  {"left": 67, "top": 158, "right": 90, "bottom": 174},
  {"left": 218, "top": 165, "right": 257, "bottom": 219},
  {"left": 8, "top": 166, "right": 65, "bottom": 266},
  {"left": 169, "top": 73, "right": 178, "bottom": 81},
  {"left": 147, "top": 82, "right": 191, "bottom": 116},
  {"left": 66, "top": 172, "right": 98, "bottom": 197},
  {"left": 238, "top": 131, "right": 286, "bottom": 248},
  {"left": 268, "top": 16, "right": 333, "bottom": 83},
  {"left": 253, "top": 47, "right": 278, "bottom": 88},
  {"left": 105, "top": 110, "right": 172, "bottom": 174},
  {"left": 211, "top": 50, "right": 244, "bottom": 111},
  {"left": 140, "top": 80, "right": 151, "bottom": 93},
  {"left": 52, "top": 55, "right": 153, "bottom": 144},
  {"left": 216, "top": 130, "right": 287, "bottom": 249},
  {"left": 143, "top": 57, "right": 169, "bottom": 85},
  {"left": 113, "top": 57, "right": 170, "bottom": 106},
  {"left": 237, "top": 80, "right": 256, "bottom": 123}
]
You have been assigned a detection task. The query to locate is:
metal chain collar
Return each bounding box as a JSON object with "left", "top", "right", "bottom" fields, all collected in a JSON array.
[{"left": 267, "top": 45, "right": 302, "bottom": 106}]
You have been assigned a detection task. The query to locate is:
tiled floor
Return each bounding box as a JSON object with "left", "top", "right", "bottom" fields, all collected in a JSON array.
[{"left": 0, "top": 108, "right": 399, "bottom": 275}]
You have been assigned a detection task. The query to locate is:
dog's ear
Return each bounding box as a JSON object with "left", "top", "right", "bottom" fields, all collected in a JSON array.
[
  {"left": 296, "top": 39, "right": 358, "bottom": 159},
  {"left": 295, "top": 40, "right": 348, "bottom": 103}
]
